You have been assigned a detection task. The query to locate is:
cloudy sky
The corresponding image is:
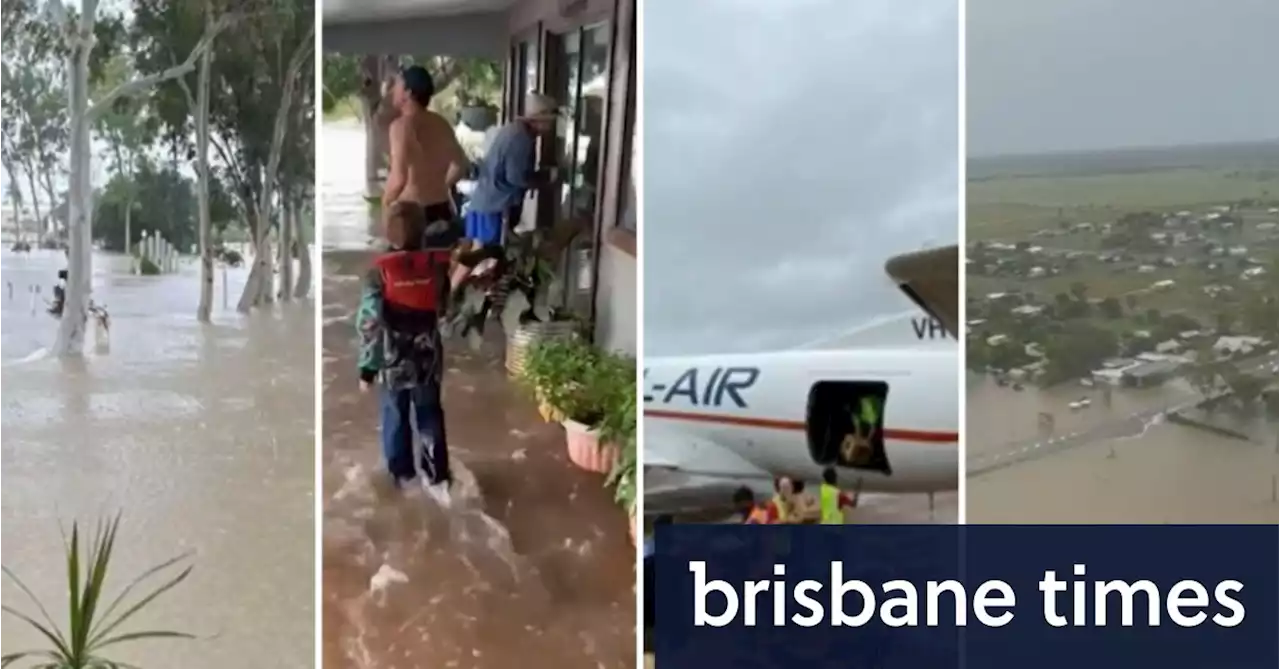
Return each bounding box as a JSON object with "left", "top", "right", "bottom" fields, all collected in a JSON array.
[
  {"left": 969, "top": 0, "right": 1279, "bottom": 156},
  {"left": 642, "top": 0, "right": 958, "bottom": 356}
]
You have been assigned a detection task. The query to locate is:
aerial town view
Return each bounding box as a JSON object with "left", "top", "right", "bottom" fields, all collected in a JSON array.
[
  {"left": 965, "top": 142, "right": 1278, "bottom": 523},
  {"left": 965, "top": 0, "right": 1277, "bottom": 523}
]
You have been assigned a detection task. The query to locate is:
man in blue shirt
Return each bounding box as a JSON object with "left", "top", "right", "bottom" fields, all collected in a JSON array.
[{"left": 464, "top": 93, "right": 561, "bottom": 250}]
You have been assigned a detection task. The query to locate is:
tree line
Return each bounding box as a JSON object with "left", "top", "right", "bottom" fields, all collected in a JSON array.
[{"left": 1, "top": 0, "right": 315, "bottom": 355}]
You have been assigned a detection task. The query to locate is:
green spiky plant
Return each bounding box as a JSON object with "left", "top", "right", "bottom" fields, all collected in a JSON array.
[{"left": 2, "top": 514, "right": 195, "bottom": 668}]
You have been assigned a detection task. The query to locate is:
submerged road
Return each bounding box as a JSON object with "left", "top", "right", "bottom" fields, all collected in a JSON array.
[
  {"left": 969, "top": 348, "right": 1277, "bottom": 477},
  {"left": 966, "top": 381, "right": 1268, "bottom": 477},
  {"left": 1, "top": 249, "right": 316, "bottom": 667},
  {"left": 321, "top": 250, "right": 635, "bottom": 669}
]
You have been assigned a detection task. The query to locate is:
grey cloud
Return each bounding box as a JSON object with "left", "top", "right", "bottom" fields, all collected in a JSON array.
[
  {"left": 968, "top": 0, "right": 1279, "bottom": 156},
  {"left": 643, "top": 0, "right": 959, "bottom": 356}
]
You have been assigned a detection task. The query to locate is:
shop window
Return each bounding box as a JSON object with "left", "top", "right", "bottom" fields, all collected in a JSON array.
[
  {"left": 552, "top": 22, "right": 611, "bottom": 315},
  {"left": 508, "top": 38, "right": 539, "bottom": 119},
  {"left": 619, "top": 58, "right": 637, "bottom": 235}
]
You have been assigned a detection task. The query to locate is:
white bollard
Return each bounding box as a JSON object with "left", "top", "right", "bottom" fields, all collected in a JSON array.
[
  {"left": 94, "top": 317, "right": 110, "bottom": 352},
  {"left": 29, "top": 285, "right": 36, "bottom": 315},
  {"left": 222, "top": 266, "right": 228, "bottom": 309}
]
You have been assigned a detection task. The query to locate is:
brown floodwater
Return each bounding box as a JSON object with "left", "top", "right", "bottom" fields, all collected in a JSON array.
[
  {"left": 321, "top": 250, "right": 635, "bottom": 669},
  {"left": 1, "top": 249, "right": 316, "bottom": 667},
  {"left": 966, "top": 375, "right": 1278, "bottom": 523}
]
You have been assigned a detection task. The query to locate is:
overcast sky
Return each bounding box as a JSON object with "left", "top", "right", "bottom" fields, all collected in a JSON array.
[
  {"left": 969, "top": 0, "right": 1279, "bottom": 157},
  {"left": 642, "top": 0, "right": 958, "bottom": 356}
]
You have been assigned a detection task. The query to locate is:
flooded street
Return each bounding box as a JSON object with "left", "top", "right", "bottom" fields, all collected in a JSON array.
[
  {"left": 321, "top": 119, "right": 379, "bottom": 252},
  {"left": 966, "top": 375, "right": 1278, "bottom": 523},
  {"left": 320, "top": 120, "right": 634, "bottom": 668},
  {"left": 1, "top": 249, "right": 316, "bottom": 666}
]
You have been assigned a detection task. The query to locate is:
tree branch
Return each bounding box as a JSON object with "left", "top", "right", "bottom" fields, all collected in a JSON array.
[{"left": 87, "top": 15, "right": 231, "bottom": 122}]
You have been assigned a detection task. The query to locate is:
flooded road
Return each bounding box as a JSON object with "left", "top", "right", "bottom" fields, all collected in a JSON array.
[
  {"left": 1, "top": 249, "right": 316, "bottom": 666},
  {"left": 322, "top": 253, "right": 635, "bottom": 668},
  {"left": 320, "top": 118, "right": 634, "bottom": 668},
  {"left": 966, "top": 375, "right": 1278, "bottom": 523},
  {"left": 322, "top": 119, "right": 379, "bottom": 252}
]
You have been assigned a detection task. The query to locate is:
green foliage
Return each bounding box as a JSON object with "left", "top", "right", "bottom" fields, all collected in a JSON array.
[
  {"left": 520, "top": 339, "right": 635, "bottom": 431},
  {"left": 322, "top": 53, "right": 502, "bottom": 122},
  {"left": 138, "top": 256, "right": 161, "bottom": 275},
  {"left": 1, "top": 514, "right": 195, "bottom": 668},
  {"left": 130, "top": 0, "right": 315, "bottom": 233},
  {"left": 321, "top": 53, "right": 361, "bottom": 113},
  {"left": 95, "top": 163, "right": 237, "bottom": 252},
  {"left": 520, "top": 337, "right": 596, "bottom": 411},
  {"left": 966, "top": 340, "right": 1035, "bottom": 373},
  {"left": 1099, "top": 297, "right": 1123, "bottom": 319},
  {"left": 525, "top": 339, "right": 638, "bottom": 511},
  {"left": 605, "top": 423, "right": 637, "bottom": 513},
  {"left": 1222, "top": 370, "right": 1267, "bottom": 408},
  {"left": 1040, "top": 323, "right": 1119, "bottom": 386},
  {"left": 602, "top": 388, "right": 638, "bottom": 512}
]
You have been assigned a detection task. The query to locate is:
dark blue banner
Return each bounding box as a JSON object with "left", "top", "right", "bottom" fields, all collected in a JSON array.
[{"left": 652, "top": 525, "right": 1277, "bottom": 669}]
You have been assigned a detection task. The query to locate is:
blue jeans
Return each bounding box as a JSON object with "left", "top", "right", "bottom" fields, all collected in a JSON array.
[{"left": 379, "top": 381, "right": 451, "bottom": 484}]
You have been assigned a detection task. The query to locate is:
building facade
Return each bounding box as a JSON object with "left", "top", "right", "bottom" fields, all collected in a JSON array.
[{"left": 324, "top": 0, "right": 637, "bottom": 355}]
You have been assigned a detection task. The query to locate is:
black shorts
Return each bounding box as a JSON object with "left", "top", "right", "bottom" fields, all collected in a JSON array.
[{"left": 416, "top": 202, "right": 462, "bottom": 249}]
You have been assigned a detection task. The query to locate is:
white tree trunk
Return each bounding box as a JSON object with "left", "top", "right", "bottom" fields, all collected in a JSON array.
[
  {"left": 52, "top": 0, "right": 222, "bottom": 355},
  {"left": 40, "top": 171, "right": 59, "bottom": 233},
  {"left": 23, "top": 169, "right": 43, "bottom": 236},
  {"left": 123, "top": 200, "right": 132, "bottom": 256},
  {"left": 293, "top": 194, "right": 311, "bottom": 299},
  {"left": 3, "top": 161, "right": 24, "bottom": 242},
  {"left": 281, "top": 195, "right": 295, "bottom": 301},
  {"left": 53, "top": 7, "right": 95, "bottom": 357},
  {"left": 236, "top": 24, "right": 314, "bottom": 313},
  {"left": 194, "top": 44, "right": 214, "bottom": 322}
]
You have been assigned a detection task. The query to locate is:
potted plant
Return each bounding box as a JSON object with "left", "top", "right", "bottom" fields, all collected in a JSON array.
[
  {"left": 455, "top": 60, "right": 502, "bottom": 131},
  {"left": 558, "top": 348, "right": 632, "bottom": 474},
  {"left": 520, "top": 337, "right": 591, "bottom": 423},
  {"left": 602, "top": 390, "right": 638, "bottom": 543},
  {"left": 496, "top": 223, "right": 588, "bottom": 376},
  {"left": 2, "top": 514, "right": 196, "bottom": 668}
]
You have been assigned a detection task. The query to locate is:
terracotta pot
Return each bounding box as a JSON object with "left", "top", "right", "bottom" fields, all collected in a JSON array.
[{"left": 562, "top": 418, "right": 619, "bottom": 474}]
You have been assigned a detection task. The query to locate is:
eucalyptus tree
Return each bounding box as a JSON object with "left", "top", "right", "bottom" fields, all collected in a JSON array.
[
  {"left": 48, "top": 0, "right": 223, "bottom": 356},
  {"left": 131, "top": 0, "right": 314, "bottom": 317},
  {"left": 94, "top": 56, "right": 157, "bottom": 262}
]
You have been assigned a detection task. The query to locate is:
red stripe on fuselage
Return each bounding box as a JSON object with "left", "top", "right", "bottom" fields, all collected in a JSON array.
[{"left": 644, "top": 408, "right": 957, "bottom": 444}]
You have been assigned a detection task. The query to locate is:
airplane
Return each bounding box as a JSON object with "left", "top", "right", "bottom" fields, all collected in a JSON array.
[{"left": 643, "top": 244, "right": 959, "bottom": 516}]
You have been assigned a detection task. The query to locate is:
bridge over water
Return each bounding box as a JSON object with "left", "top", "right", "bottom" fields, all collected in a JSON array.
[{"left": 967, "top": 394, "right": 1224, "bottom": 478}]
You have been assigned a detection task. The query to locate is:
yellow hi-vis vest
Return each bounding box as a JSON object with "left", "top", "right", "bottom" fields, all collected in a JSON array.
[
  {"left": 819, "top": 483, "right": 844, "bottom": 524},
  {"left": 771, "top": 495, "right": 791, "bottom": 523}
]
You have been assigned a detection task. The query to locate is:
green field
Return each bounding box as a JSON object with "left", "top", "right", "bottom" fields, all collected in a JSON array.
[
  {"left": 968, "top": 167, "right": 1277, "bottom": 239},
  {"left": 322, "top": 95, "right": 362, "bottom": 121}
]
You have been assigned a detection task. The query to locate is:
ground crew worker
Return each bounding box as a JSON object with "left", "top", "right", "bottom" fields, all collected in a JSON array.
[
  {"left": 769, "top": 476, "right": 797, "bottom": 523},
  {"left": 734, "top": 486, "right": 773, "bottom": 524},
  {"left": 791, "top": 480, "right": 821, "bottom": 523},
  {"left": 819, "top": 467, "right": 859, "bottom": 524}
]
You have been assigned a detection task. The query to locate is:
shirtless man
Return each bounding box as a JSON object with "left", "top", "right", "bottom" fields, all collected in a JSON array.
[{"left": 383, "top": 65, "right": 469, "bottom": 244}]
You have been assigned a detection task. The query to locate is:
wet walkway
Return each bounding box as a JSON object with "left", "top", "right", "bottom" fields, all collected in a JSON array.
[
  {"left": 321, "top": 250, "right": 635, "bottom": 669},
  {"left": 1, "top": 249, "right": 315, "bottom": 667}
]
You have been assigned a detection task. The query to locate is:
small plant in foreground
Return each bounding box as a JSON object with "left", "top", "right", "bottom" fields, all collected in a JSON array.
[{"left": 2, "top": 513, "right": 195, "bottom": 668}]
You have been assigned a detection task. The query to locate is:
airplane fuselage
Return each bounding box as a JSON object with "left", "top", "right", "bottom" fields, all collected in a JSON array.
[{"left": 643, "top": 348, "right": 958, "bottom": 494}]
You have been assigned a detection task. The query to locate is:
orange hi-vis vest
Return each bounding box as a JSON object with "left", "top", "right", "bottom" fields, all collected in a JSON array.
[
  {"left": 375, "top": 250, "right": 450, "bottom": 313},
  {"left": 745, "top": 505, "right": 772, "bottom": 524}
]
